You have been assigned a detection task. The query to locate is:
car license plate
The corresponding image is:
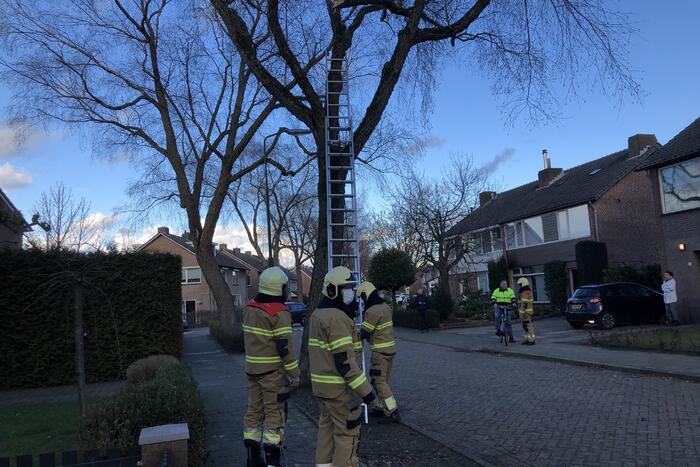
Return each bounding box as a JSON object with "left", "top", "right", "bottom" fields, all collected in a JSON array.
[{"left": 571, "top": 304, "right": 583, "bottom": 311}]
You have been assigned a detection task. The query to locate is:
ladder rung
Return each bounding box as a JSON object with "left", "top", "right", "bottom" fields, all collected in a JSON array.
[
  {"left": 330, "top": 254, "right": 357, "bottom": 258},
  {"left": 329, "top": 194, "right": 354, "bottom": 197},
  {"left": 330, "top": 224, "right": 357, "bottom": 227},
  {"left": 329, "top": 180, "right": 352, "bottom": 183},
  {"left": 329, "top": 208, "right": 355, "bottom": 212},
  {"left": 328, "top": 166, "right": 353, "bottom": 170}
]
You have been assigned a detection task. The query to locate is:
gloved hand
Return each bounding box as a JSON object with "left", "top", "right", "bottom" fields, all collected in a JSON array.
[{"left": 362, "top": 391, "right": 376, "bottom": 405}]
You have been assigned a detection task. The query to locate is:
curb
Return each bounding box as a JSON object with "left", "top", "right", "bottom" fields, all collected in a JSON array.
[{"left": 477, "top": 348, "right": 700, "bottom": 383}]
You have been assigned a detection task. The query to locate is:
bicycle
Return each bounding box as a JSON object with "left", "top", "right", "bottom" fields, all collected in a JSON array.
[{"left": 494, "top": 304, "right": 515, "bottom": 346}]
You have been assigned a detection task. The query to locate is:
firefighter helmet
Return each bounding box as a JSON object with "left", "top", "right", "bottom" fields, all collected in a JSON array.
[
  {"left": 258, "top": 266, "right": 289, "bottom": 296},
  {"left": 356, "top": 281, "right": 377, "bottom": 301},
  {"left": 322, "top": 266, "right": 357, "bottom": 299},
  {"left": 517, "top": 277, "right": 530, "bottom": 287}
]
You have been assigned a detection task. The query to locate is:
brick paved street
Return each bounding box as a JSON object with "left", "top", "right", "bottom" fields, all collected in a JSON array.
[{"left": 390, "top": 327, "right": 700, "bottom": 466}]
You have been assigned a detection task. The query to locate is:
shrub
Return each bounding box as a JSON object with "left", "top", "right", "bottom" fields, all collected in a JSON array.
[
  {"left": 430, "top": 286, "right": 453, "bottom": 321},
  {"left": 392, "top": 308, "right": 440, "bottom": 329},
  {"left": 126, "top": 355, "right": 180, "bottom": 386},
  {"left": 80, "top": 363, "right": 206, "bottom": 467},
  {"left": 487, "top": 257, "right": 508, "bottom": 292},
  {"left": 544, "top": 261, "right": 568, "bottom": 311},
  {"left": 209, "top": 310, "right": 245, "bottom": 352},
  {"left": 0, "top": 250, "right": 182, "bottom": 389},
  {"left": 604, "top": 263, "right": 662, "bottom": 290},
  {"left": 575, "top": 241, "right": 608, "bottom": 285},
  {"left": 367, "top": 248, "right": 416, "bottom": 301}
]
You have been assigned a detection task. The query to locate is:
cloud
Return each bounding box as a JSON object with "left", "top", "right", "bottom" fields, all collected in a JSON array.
[
  {"left": 403, "top": 135, "right": 446, "bottom": 157},
  {"left": 0, "top": 163, "right": 32, "bottom": 191},
  {"left": 86, "top": 212, "right": 118, "bottom": 231},
  {"left": 0, "top": 126, "right": 55, "bottom": 159},
  {"left": 481, "top": 148, "right": 515, "bottom": 173}
]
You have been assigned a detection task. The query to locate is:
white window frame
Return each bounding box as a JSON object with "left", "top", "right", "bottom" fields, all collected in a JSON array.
[
  {"left": 182, "top": 267, "right": 202, "bottom": 284},
  {"left": 506, "top": 205, "right": 591, "bottom": 251},
  {"left": 232, "top": 270, "right": 239, "bottom": 286},
  {"left": 512, "top": 271, "right": 549, "bottom": 303},
  {"left": 232, "top": 294, "right": 241, "bottom": 306},
  {"left": 467, "top": 225, "right": 501, "bottom": 255},
  {"left": 659, "top": 156, "right": 700, "bottom": 214}
]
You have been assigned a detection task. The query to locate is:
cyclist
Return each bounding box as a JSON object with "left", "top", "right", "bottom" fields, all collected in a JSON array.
[{"left": 491, "top": 279, "right": 516, "bottom": 343}]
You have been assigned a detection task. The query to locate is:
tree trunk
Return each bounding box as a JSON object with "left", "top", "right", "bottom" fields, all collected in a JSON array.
[
  {"left": 196, "top": 245, "right": 244, "bottom": 351},
  {"left": 294, "top": 254, "right": 304, "bottom": 303},
  {"left": 73, "top": 281, "right": 87, "bottom": 418},
  {"left": 438, "top": 264, "right": 456, "bottom": 320}
]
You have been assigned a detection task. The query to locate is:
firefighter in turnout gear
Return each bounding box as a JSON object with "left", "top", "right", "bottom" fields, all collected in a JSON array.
[
  {"left": 243, "top": 266, "right": 300, "bottom": 467},
  {"left": 517, "top": 277, "right": 536, "bottom": 345},
  {"left": 357, "top": 281, "right": 400, "bottom": 423},
  {"left": 310, "top": 266, "right": 375, "bottom": 467}
]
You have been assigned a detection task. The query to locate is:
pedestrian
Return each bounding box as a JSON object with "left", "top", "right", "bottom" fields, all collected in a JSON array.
[
  {"left": 357, "top": 281, "right": 400, "bottom": 423},
  {"left": 242, "top": 267, "right": 300, "bottom": 467},
  {"left": 661, "top": 270, "right": 679, "bottom": 326},
  {"left": 309, "top": 266, "right": 375, "bottom": 467},
  {"left": 491, "top": 279, "right": 517, "bottom": 343},
  {"left": 413, "top": 288, "right": 430, "bottom": 333},
  {"left": 517, "top": 277, "right": 535, "bottom": 345}
]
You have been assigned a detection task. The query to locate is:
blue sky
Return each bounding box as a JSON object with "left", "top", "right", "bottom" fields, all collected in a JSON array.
[{"left": 1, "top": 0, "right": 699, "bottom": 248}]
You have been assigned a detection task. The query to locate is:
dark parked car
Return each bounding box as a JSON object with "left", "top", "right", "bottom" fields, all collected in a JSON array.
[
  {"left": 285, "top": 302, "right": 307, "bottom": 325},
  {"left": 566, "top": 283, "right": 664, "bottom": 330}
]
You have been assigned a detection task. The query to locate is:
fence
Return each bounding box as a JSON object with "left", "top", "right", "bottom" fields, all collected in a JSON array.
[{"left": 0, "top": 447, "right": 141, "bottom": 467}]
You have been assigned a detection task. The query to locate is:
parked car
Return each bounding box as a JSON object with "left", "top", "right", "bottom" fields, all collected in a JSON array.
[
  {"left": 565, "top": 283, "right": 664, "bottom": 330},
  {"left": 285, "top": 301, "right": 307, "bottom": 326},
  {"left": 395, "top": 294, "right": 409, "bottom": 304}
]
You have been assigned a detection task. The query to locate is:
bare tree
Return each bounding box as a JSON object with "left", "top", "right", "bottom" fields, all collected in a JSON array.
[
  {"left": 26, "top": 182, "right": 109, "bottom": 251},
  {"left": 280, "top": 187, "right": 319, "bottom": 301},
  {"left": 392, "top": 156, "right": 487, "bottom": 297},
  {"left": 0, "top": 1, "right": 316, "bottom": 347},
  {"left": 365, "top": 207, "right": 426, "bottom": 270}
]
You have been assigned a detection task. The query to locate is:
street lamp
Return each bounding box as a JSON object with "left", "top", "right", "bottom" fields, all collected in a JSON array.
[{"left": 262, "top": 128, "right": 312, "bottom": 267}]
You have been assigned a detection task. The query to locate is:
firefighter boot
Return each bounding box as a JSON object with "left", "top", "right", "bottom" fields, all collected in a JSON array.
[
  {"left": 245, "top": 440, "right": 266, "bottom": 467},
  {"left": 263, "top": 444, "right": 283, "bottom": 467}
]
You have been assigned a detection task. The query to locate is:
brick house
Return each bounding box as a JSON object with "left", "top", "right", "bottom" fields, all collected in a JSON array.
[
  {"left": 220, "top": 246, "right": 301, "bottom": 300},
  {"left": 637, "top": 117, "right": 700, "bottom": 323},
  {"left": 0, "top": 188, "right": 31, "bottom": 250},
  {"left": 447, "top": 134, "right": 665, "bottom": 303},
  {"left": 138, "top": 227, "right": 250, "bottom": 325},
  {"left": 290, "top": 266, "right": 312, "bottom": 300}
]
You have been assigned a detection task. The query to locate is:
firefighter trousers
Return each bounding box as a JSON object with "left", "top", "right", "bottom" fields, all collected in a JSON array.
[
  {"left": 315, "top": 390, "right": 363, "bottom": 467},
  {"left": 369, "top": 352, "right": 397, "bottom": 415},
  {"left": 521, "top": 311, "right": 535, "bottom": 342},
  {"left": 243, "top": 368, "right": 290, "bottom": 446}
]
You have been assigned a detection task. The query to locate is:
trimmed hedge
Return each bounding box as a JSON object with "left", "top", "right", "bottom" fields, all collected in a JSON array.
[
  {"left": 80, "top": 363, "right": 206, "bottom": 467},
  {"left": 393, "top": 308, "right": 440, "bottom": 329},
  {"left": 544, "top": 261, "right": 568, "bottom": 311},
  {"left": 575, "top": 241, "right": 608, "bottom": 285},
  {"left": 603, "top": 264, "right": 662, "bottom": 291},
  {"left": 0, "top": 250, "right": 182, "bottom": 389}
]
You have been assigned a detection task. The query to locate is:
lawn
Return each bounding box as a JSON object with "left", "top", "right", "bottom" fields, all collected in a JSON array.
[
  {"left": 0, "top": 401, "right": 80, "bottom": 459},
  {"left": 593, "top": 325, "right": 700, "bottom": 354}
]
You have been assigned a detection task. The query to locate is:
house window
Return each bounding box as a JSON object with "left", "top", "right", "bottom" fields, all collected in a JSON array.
[
  {"left": 523, "top": 217, "right": 544, "bottom": 245},
  {"left": 567, "top": 205, "right": 591, "bottom": 238},
  {"left": 505, "top": 205, "right": 590, "bottom": 249},
  {"left": 247, "top": 273, "right": 251, "bottom": 286},
  {"left": 182, "top": 267, "right": 202, "bottom": 284},
  {"left": 470, "top": 227, "right": 501, "bottom": 254},
  {"left": 232, "top": 270, "right": 239, "bottom": 286},
  {"left": 542, "top": 212, "right": 558, "bottom": 242},
  {"left": 232, "top": 295, "right": 241, "bottom": 306},
  {"left": 513, "top": 266, "right": 549, "bottom": 302},
  {"left": 660, "top": 156, "right": 700, "bottom": 213},
  {"left": 477, "top": 271, "right": 489, "bottom": 294},
  {"left": 491, "top": 227, "right": 502, "bottom": 251},
  {"left": 480, "top": 230, "right": 492, "bottom": 253}
]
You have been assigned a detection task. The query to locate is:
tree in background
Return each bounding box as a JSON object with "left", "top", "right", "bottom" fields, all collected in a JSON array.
[
  {"left": 576, "top": 241, "right": 609, "bottom": 285},
  {"left": 368, "top": 248, "right": 416, "bottom": 304},
  {"left": 544, "top": 260, "right": 568, "bottom": 311},
  {"left": 487, "top": 257, "right": 509, "bottom": 293}
]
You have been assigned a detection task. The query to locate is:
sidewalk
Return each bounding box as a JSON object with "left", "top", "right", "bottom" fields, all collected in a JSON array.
[
  {"left": 395, "top": 316, "right": 700, "bottom": 381},
  {"left": 182, "top": 327, "right": 317, "bottom": 466}
]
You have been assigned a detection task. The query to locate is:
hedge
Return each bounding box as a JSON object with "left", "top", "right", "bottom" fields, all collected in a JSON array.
[
  {"left": 393, "top": 308, "right": 440, "bottom": 329},
  {"left": 0, "top": 250, "right": 182, "bottom": 389},
  {"left": 603, "top": 263, "right": 662, "bottom": 290},
  {"left": 80, "top": 363, "right": 206, "bottom": 467},
  {"left": 544, "top": 261, "right": 568, "bottom": 311},
  {"left": 575, "top": 241, "right": 608, "bottom": 285}
]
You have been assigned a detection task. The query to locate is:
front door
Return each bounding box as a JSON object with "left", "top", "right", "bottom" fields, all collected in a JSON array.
[{"left": 183, "top": 300, "right": 196, "bottom": 325}]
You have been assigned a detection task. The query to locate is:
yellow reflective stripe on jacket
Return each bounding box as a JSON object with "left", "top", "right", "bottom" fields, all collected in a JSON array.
[
  {"left": 311, "top": 373, "right": 345, "bottom": 384},
  {"left": 491, "top": 288, "right": 516, "bottom": 303},
  {"left": 375, "top": 321, "right": 393, "bottom": 330},
  {"left": 242, "top": 324, "right": 274, "bottom": 337},
  {"left": 309, "top": 338, "right": 331, "bottom": 350},
  {"left": 329, "top": 336, "right": 353, "bottom": 350},
  {"left": 245, "top": 355, "right": 282, "bottom": 364},
  {"left": 284, "top": 360, "right": 299, "bottom": 371},
  {"left": 370, "top": 340, "right": 395, "bottom": 350},
  {"left": 272, "top": 326, "right": 292, "bottom": 336},
  {"left": 243, "top": 429, "right": 262, "bottom": 440},
  {"left": 349, "top": 373, "right": 367, "bottom": 389},
  {"left": 362, "top": 321, "right": 376, "bottom": 331},
  {"left": 353, "top": 341, "right": 363, "bottom": 351}
]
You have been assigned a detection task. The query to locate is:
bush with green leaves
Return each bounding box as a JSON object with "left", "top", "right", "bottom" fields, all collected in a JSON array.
[
  {"left": 603, "top": 263, "right": 662, "bottom": 290},
  {"left": 80, "top": 363, "right": 206, "bottom": 466},
  {"left": 575, "top": 241, "right": 608, "bottom": 285},
  {"left": 367, "top": 248, "right": 416, "bottom": 301},
  {"left": 126, "top": 355, "right": 180, "bottom": 386},
  {"left": 429, "top": 286, "right": 454, "bottom": 321},
  {"left": 0, "top": 250, "right": 182, "bottom": 389},
  {"left": 544, "top": 261, "right": 568, "bottom": 311},
  {"left": 487, "top": 257, "right": 509, "bottom": 292}
]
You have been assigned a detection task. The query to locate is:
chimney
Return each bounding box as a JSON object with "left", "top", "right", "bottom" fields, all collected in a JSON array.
[
  {"left": 219, "top": 243, "right": 228, "bottom": 251},
  {"left": 233, "top": 248, "right": 241, "bottom": 254},
  {"left": 538, "top": 168, "right": 563, "bottom": 188},
  {"left": 542, "top": 149, "right": 551, "bottom": 169},
  {"left": 245, "top": 250, "right": 253, "bottom": 256},
  {"left": 628, "top": 134, "right": 658, "bottom": 158},
  {"left": 157, "top": 226, "right": 169, "bottom": 235},
  {"left": 182, "top": 231, "right": 191, "bottom": 241},
  {"left": 479, "top": 191, "right": 496, "bottom": 207}
]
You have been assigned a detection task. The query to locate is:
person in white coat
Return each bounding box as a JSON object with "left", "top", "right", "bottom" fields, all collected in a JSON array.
[{"left": 661, "top": 270, "right": 679, "bottom": 326}]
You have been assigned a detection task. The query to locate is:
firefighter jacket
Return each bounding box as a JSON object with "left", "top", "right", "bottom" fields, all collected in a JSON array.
[
  {"left": 519, "top": 288, "right": 534, "bottom": 316},
  {"left": 491, "top": 287, "right": 516, "bottom": 305},
  {"left": 361, "top": 297, "right": 395, "bottom": 355},
  {"left": 309, "top": 299, "right": 373, "bottom": 400},
  {"left": 243, "top": 300, "right": 299, "bottom": 377}
]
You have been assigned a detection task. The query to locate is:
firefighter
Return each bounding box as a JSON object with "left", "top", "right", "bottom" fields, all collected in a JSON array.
[
  {"left": 309, "top": 266, "right": 375, "bottom": 467},
  {"left": 242, "top": 266, "right": 300, "bottom": 467},
  {"left": 517, "top": 277, "right": 536, "bottom": 345},
  {"left": 491, "top": 279, "right": 517, "bottom": 343},
  {"left": 357, "top": 281, "right": 400, "bottom": 423}
]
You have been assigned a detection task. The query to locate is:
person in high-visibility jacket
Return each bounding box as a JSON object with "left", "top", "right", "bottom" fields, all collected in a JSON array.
[
  {"left": 357, "top": 281, "right": 400, "bottom": 423},
  {"left": 491, "top": 279, "right": 517, "bottom": 343},
  {"left": 517, "top": 277, "right": 536, "bottom": 345},
  {"left": 242, "top": 266, "right": 299, "bottom": 467},
  {"left": 310, "top": 266, "right": 375, "bottom": 467}
]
